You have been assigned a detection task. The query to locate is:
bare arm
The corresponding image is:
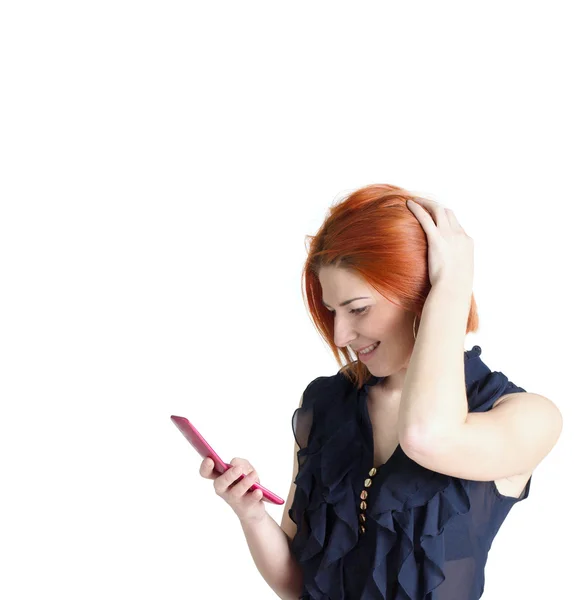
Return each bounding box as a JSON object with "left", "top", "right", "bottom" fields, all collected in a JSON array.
[
  {"left": 239, "top": 395, "right": 305, "bottom": 599},
  {"left": 239, "top": 511, "right": 303, "bottom": 599}
]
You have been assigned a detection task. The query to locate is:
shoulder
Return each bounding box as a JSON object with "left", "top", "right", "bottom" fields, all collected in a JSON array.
[
  {"left": 298, "top": 371, "right": 358, "bottom": 436},
  {"left": 304, "top": 370, "right": 354, "bottom": 396},
  {"left": 464, "top": 346, "right": 527, "bottom": 413}
]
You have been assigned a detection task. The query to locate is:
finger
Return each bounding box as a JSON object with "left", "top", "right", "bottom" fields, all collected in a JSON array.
[
  {"left": 228, "top": 459, "right": 259, "bottom": 483},
  {"left": 418, "top": 198, "right": 451, "bottom": 229},
  {"left": 445, "top": 208, "right": 468, "bottom": 235},
  {"left": 246, "top": 487, "right": 264, "bottom": 505},
  {"left": 214, "top": 465, "right": 242, "bottom": 494},
  {"left": 236, "top": 465, "right": 259, "bottom": 484},
  {"left": 230, "top": 457, "right": 253, "bottom": 471},
  {"left": 408, "top": 198, "right": 441, "bottom": 232},
  {"left": 245, "top": 469, "right": 260, "bottom": 486},
  {"left": 230, "top": 470, "right": 259, "bottom": 498},
  {"left": 200, "top": 457, "right": 215, "bottom": 478}
]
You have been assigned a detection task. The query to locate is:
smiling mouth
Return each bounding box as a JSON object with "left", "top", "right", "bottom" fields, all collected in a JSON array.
[{"left": 357, "top": 341, "right": 380, "bottom": 354}]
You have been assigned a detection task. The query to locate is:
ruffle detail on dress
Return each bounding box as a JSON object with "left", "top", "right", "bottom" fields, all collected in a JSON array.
[
  {"left": 290, "top": 377, "right": 366, "bottom": 599},
  {"left": 289, "top": 349, "right": 526, "bottom": 599},
  {"left": 291, "top": 409, "right": 473, "bottom": 599},
  {"left": 368, "top": 465, "right": 472, "bottom": 598}
]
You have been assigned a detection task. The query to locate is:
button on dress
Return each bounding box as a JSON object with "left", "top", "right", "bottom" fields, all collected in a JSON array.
[{"left": 288, "top": 346, "right": 531, "bottom": 600}]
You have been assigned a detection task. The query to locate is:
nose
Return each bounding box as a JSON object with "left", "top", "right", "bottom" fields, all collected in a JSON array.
[{"left": 333, "top": 315, "right": 358, "bottom": 349}]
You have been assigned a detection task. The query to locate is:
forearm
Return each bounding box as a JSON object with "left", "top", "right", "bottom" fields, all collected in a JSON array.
[
  {"left": 398, "top": 282, "right": 471, "bottom": 443},
  {"left": 239, "top": 512, "right": 303, "bottom": 600}
]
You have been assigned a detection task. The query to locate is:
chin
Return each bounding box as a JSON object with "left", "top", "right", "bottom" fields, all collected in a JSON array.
[{"left": 367, "top": 364, "right": 387, "bottom": 377}]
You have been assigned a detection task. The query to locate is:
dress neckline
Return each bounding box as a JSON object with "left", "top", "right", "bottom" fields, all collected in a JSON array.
[
  {"left": 358, "top": 346, "right": 481, "bottom": 470},
  {"left": 359, "top": 373, "right": 402, "bottom": 470}
]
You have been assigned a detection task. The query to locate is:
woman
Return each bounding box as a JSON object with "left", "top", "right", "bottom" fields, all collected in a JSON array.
[{"left": 200, "top": 183, "right": 562, "bottom": 599}]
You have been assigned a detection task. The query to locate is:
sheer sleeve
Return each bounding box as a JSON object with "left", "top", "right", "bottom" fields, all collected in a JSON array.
[
  {"left": 288, "top": 376, "right": 331, "bottom": 534},
  {"left": 468, "top": 372, "right": 527, "bottom": 413},
  {"left": 291, "top": 375, "right": 328, "bottom": 452},
  {"left": 465, "top": 347, "right": 527, "bottom": 413}
]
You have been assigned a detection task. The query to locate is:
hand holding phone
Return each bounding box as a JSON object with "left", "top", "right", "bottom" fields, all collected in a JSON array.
[
  {"left": 170, "top": 415, "right": 285, "bottom": 516},
  {"left": 199, "top": 455, "right": 269, "bottom": 525}
]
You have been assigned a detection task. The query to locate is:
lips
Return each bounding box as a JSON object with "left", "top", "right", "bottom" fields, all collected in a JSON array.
[{"left": 355, "top": 341, "right": 380, "bottom": 353}]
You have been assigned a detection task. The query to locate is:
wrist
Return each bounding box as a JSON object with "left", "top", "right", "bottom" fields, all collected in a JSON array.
[
  {"left": 239, "top": 511, "right": 268, "bottom": 530},
  {"left": 431, "top": 280, "right": 472, "bottom": 302}
]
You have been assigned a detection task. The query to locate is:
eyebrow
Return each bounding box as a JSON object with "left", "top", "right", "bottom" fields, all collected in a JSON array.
[{"left": 321, "top": 296, "right": 370, "bottom": 308}]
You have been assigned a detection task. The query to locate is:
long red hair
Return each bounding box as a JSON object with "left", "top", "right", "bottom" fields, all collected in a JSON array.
[{"left": 301, "top": 183, "right": 479, "bottom": 390}]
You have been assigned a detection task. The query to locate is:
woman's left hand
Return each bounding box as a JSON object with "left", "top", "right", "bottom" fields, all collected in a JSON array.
[{"left": 406, "top": 197, "right": 474, "bottom": 293}]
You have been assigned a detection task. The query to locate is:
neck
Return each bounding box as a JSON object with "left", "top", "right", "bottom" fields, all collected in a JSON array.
[{"left": 369, "top": 380, "right": 403, "bottom": 410}]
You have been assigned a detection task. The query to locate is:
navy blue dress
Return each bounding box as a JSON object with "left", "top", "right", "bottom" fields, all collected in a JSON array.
[{"left": 289, "top": 346, "right": 531, "bottom": 600}]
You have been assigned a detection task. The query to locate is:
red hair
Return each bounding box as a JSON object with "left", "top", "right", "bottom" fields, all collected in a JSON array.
[{"left": 301, "top": 183, "right": 479, "bottom": 390}]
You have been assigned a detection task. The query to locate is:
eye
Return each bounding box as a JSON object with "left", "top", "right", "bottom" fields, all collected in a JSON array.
[{"left": 327, "top": 306, "right": 369, "bottom": 316}]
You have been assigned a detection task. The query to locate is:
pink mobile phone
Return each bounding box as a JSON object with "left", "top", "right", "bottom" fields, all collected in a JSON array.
[{"left": 170, "top": 415, "right": 284, "bottom": 505}]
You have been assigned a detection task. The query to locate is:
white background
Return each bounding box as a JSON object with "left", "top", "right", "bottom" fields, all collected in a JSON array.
[{"left": 1, "top": 2, "right": 571, "bottom": 599}]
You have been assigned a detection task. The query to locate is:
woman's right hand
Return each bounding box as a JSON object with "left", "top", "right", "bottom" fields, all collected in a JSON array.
[{"left": 199, "top": 456, "right": 267, "bottom": 525}]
